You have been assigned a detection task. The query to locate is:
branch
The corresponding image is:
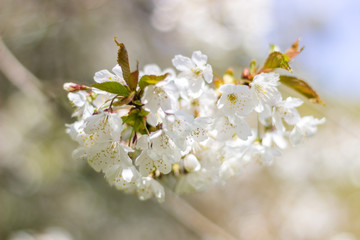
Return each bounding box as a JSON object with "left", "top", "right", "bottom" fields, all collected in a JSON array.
[
  {"left": 0, "top": 36, "right": 46, "bottom": 102},
  {"left": 162, "top": 188, "right": 240, "bottom": 240}
]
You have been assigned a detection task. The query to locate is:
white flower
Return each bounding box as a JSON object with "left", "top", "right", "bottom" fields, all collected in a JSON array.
[
  {"left": 87, "top": 141, "right": 133, "bottom": 172},
  {"left": 250, "top": 72, "right": 281, "bottom": 112},
  {"left": 135, "top": 131, "right": 181, "bottom": 176},
  {"left": 217, "top": 84, "right": 255, "bottom": 117},
  {"left": 289, "top": 116, "right": 325, "bottom": 145},
  {"left": 94, "top": 64, "right": 126, "bottom": 85},
  {"left": 243, "top": 142, "right": 281, "bottom": 166},
  {"left": 105, "top": 165, "right": 139, "bottom": 192},
  {"left": 184, "top": 154, "right": 201, "bottom": 172},
  {"left": 172, "top": 51, "right": 213, "bottom": 97},
  {"left": 136, "top": 177, "right": 165, "bottom": 203},
  {"left": 67, "top": 91, "right": 94, "bottom": 118},
  {"left": 148, "top": 130, "right": 181, "bottom": 162},
  {"left": 214, "top": 116, "right": 251, "bottom": 141},
  {"left": 135, "top": 149, "right": 172, "bottom": 176},
  {"left": 69, "top": 112, "right": 131, "bottom": 173},
  {"left": 141, "top": 81, "right": 179, "bottom": 126},
  {"left": 163, "top": 111, "right": 211, "bottom": 152},
  {"left": 273, "top": 97, "right": 303, "bottom": 132},
  {"left": 66, "top": 120, "right": 85, "bottom": 143},
  {"left": 181, "top": 85, "right": 218, "bottom": 117},
  {"left": 262, "top": 130, "right": 288, "bottom": 149},
  {"left": 82, "top": 112, "right": 123, "bottom": 145}
]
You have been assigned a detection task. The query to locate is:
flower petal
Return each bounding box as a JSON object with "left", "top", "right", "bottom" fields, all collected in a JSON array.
[{"left": 172, "top": 55, "right": 195, "bottom": 72}]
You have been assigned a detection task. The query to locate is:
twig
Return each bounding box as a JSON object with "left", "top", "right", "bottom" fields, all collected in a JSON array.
[
  {"left": 162, "top": 188, "right": 240, "bottom": 240},
  {"left": 0, "top": 36, "right": 46, "bottom": 102}
]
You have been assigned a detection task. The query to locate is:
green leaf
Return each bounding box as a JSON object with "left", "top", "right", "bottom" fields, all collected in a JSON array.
[
  {"left": 114, "top": 39, "right": 132, "bottom": 87},
  {"left": 132, "top": 100, "right": 142, "bottom": 106},
  {"left": 139, "top": 73, "right": 169, "bottom": 89},
  {"left": 122, "top": 108, "right": 149, "bottom": 133},
  {"left": 280, "top": 76, "right": 324, "bottom": 104},
  {"left": 92, "top": 82, "right": 129, "bottom": 96},
  {"left": 263, "top": 51, "right": 292, "bottom": 72}
]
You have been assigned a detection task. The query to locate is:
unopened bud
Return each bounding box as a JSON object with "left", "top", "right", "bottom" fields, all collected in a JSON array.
[
  {"left": 184, "top": 154, "right": 201, "bottom": 172},
  {"left": 63, "top": 82, "right": 89, "bottom": 92}
]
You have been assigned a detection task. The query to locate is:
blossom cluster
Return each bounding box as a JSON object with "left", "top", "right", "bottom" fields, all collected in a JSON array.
[{"left": 64, "top": 41, "right": 325, "bottom": 203}]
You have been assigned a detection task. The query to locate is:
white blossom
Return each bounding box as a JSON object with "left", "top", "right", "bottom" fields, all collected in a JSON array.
[
  {"left": 181, "top": 85, "right": 218, "bottom": 117},
  {"left": 262, "top": 130, "right": 288, "bottom": 149},
  {"left": 163, "top": 111, "right": 211, "bottom": 153},
  {"left": 214, "top": 115, "right": 251, "bottom": 141},
  {"left": 273, "top": 97, "right": 303, "bottom": 132},
  {"left": 250, "top": 72, "right": 281, "bottom": 112},
  {"left": 172, "top": 51, "right": 213, "bottom": 97},
  {"left": 141, "top": 81, "right": 179, "bottom": 126},
  {"left": 184, "top": 154, "right": 201, "bottom": 172},
  {"left": 243, "top": 142, "right": 281, "bottom": 166},
  {"left": 135, "top": 131, "right": 180, "bottom": 176},
  {"left": 105, "top": 165, "right": 139, "bottom": 192},
  {"left": 67, "top": 91, "right": 94, "bottom": 118},
  {"left": 290, "top": 116, "right": 325, "bottom": 145},
  {"left": 65, "top": 48, "right": 325, "bottom": 203},
  {"left": 94, "top": 64, "right": 126, "bottom": 85},
  {"left": 136, "top": 177, "right": 165, "bottom": 203},
  {"left": 217, "top": 84, "right": 255, "bottom": 117}
]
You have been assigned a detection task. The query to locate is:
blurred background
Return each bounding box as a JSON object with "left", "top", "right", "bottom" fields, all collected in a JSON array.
[{"left": 1, "top": 0, "right": 360, "bottom": 239}]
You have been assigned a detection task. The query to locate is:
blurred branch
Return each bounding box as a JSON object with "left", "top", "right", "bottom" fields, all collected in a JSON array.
[
  {"left": 0, "top": 36, "right": 46, "bottom": 102},
  {"left": 162, "top": 188, "right": 240, "bottom": 240}
]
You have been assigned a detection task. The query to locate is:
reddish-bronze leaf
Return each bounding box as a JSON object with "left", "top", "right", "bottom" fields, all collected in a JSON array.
[
  {"left": 280, "top": 76, "right": 324, "bottom": 104},
  {"left": 114, "top": 38, "right": 131, "bottom": 86},
  {"left": 285, "top": 39, "right": 305, "bottom": 59}
]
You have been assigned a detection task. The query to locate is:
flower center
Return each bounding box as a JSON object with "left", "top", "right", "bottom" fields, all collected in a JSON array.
[
  {"left": 227, "top": 93, "right": 238, "bottom": 104},
  {"left": 191, "top": 68, "right": 202, "bottom": 76}
]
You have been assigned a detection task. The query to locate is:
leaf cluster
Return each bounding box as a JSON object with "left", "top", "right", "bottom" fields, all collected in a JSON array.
[
  {"left": 90, "top": 39, "right": 169, "bottom": 140},
  {"left": 238, "top": 39, "right": 323, "bottom": 104}
]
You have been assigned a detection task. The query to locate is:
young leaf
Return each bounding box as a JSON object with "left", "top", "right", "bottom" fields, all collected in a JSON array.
[
  {"left": 213, "top": 77, "right": 224, "bottom": 89},
  {"left": 269, "top": 44, "right": 280, "bottom": 53},
  {"left": 139, "top": 73, "right": 169, "bottom": 89},
  {"left": 224, "top": 68, "right": 235, "bottom": 84},
  {"left": 114, "top": 38, "right": 131, "bottom": 86},
  {"left": 285, "top": 39, "right": 304, "bottom": 59},
  {"left": 280, "top": 76, "right": 324, "bottom": 104},
  {"left": 112, "top": 91, "right": 135, "bottom": 106},
  {"left": 241, "top": 68, "right": 251, "bottom": 80},
  {"left": 122, "top": 108, "right": 149, "bottom": 133},
  {"left": 92, "top": 82, "right": 130, "bottom": 96},
  {"left": 249, "top": 60, "right": 257, "bottom": 76},
  {"left": 129, "top": 70, "right": 139, "bottom": 91},
  {"left": 263, "top": 52, "right": 292, "bottom": 72}
]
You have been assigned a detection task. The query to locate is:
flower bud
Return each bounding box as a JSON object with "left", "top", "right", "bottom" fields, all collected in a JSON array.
[
  {"left": 184, "top": 154, "right": 201, "bottom": 172},
  {"left": 63, "top": 82, "right": 89, "bottom": 92},
  {"left": 63, "top": 82, "right": 78, "bottom": 92}
]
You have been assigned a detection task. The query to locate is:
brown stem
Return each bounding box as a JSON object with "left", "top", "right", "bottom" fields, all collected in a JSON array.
[{"left": 161, "top": 188, "right": 240, "bottom": 240}]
